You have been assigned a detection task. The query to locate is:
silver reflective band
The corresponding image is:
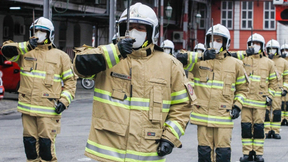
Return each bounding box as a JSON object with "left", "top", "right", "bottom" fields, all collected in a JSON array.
[
  {"left": 244, "top": 100, "right": 266, "bottom": 106},
  {"left": 20, "top": 70, "right": 46, "bottom": 77},
  {"left": 86, "top": 143, "right": 125, "bottom": 159},
  {"left": 165, "top": 120, "right": 182, "bottom": 138},
  {"left": 19, "top": 42, "right": 27, "bottom": 54},
  {"left": 61, "top": 91, "right": 73, "bottom": 103},
  {"left": 242, "top": 141, "right": 252, "bottom": 144},
  {"left": 190, "top": 113, "right": 233, "bottom": 123},
  {"left": 171, "top": 93, "right": 188, "bottom": 101},
  {"left": 62, "top": 70, "right": 73, "bottom": 79},
  {"left": 18, "top": 103, "right": 56, "bottom": 114},
  {"left": 105, "top": 45, "right": 117, "bottom": 67},
  {"left": 249, "top": 75, "right": 261, "bottom": 81}
]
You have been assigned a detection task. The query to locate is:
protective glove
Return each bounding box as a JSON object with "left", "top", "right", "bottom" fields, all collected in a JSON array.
[
  {"left": 117, "top": 38, "right": 135, "bottom": 58},
  {"left": 157, "top": 139, "right": 174, "bottom": 156},
  {"left": 246, "top": 47, "right": 254, "bottom": 56},
  {"left": 55, "top": 102, "right": 66, "bottom": 114},
  {"left": 266, "top": 96, "right": 272, "bottom": 106},
  {"left": 282, "top": 89, "right": 287, "bottom": 96},
  {"left": 230, "top": 52, "right": 237, "bottom": 58},
  {"left": 176, "top": 53, "right": 188, "bottom": 66},
  {"left": 203, "top": 48, "right": 216, "bottom": 60},
  {"left": 27, "top": 37, "right": 38, "bottom": 50},
  {"left": 230, "top": 105, "right": 241, "bottom": 119}
]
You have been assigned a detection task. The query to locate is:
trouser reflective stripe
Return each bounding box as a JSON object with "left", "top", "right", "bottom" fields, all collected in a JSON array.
[
  {"left": 165, "top": 120, "right": 184, "bottom": 139},
  {"left": 252, "top": 139, "right": 264, "bottom": 146}
]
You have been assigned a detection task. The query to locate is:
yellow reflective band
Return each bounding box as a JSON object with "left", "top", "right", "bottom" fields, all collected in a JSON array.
[
  {"left": 243, "top": 99, "right": 266, "bottom": 108},
  {"left": 165, "top": 120, "right": 185, "bottom": 139},
  {"left": 269, "top": 88, "right": 275, "bottom": 96},
  {"left": 269, "top": 73, "right": 276, "bottom": 80},
  {"left": 234, "top": 94, "right": 245, "bottom": 104},
  {"left": 9, "top": 55, "right": 20, "bottom": 62},
  {"left": 242, "top": 139, "right": 253, "bottom": 146},
  {"left": 184, "top": 52, "right": 198, "bottom": 72},
  {"left": 20, "top": 68, "right": 62, "bottom": 82},
  {"left": 283, "top": 70, "right": 288, "bottom": 76},
  {"left": 264, "top": 122, "right": 271, "bottom": 128},
  {"left": 284, "top": 83, "right": 288, "bottom": 89},
  {"left": 61, "top": 90, "right": 73, "bottom": 104},
  {"left": 190, "top": 112, "right": 233, "bottom": 125},
  {"left": 171, "top": 89, "right": 189, "bottom": 104},
  {"left": 271, "top": 122, "right": 281, "bottom": 128},
  {"left": 61, "top": 69, "right": 74, "bottom": 80},
  {"left": 194, "top": 78, "right": 234, "bottom": 90},
  {"left": 18, "top": 42, "right": 28, "bottom": 55},
  {"left": 252, "top": 139, "right": 264, "bottom": 146},
  {"left": 249, "top": 75, "right": 261, "bottom": 82},
  {"left": 237, "top": 51, "right": 245, "bottom": 60},
  {"left": 17, "top": 101, "right": 59, "bottom": 115},
  {"left": 236, "top": 76, "right": 246, "bottom": 85},
  {"left": 102, "top": 44, "right": 120, "bottom": 69}
]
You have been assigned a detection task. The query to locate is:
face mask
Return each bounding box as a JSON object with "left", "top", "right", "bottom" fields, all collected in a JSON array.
[
  {"left": 209, "top": 41, "right": 222, "bottom": 53},
  {"left": 129, "top": 29, "right": 146, "bottom": 48},
  {"left": 285, "top": 52, "right": 288, "bottom": 58},
  {"left": 163, "top": 49, "right": 171, "bottom": 54},
  {"left": 197, "top": 50, "right": 203, "bottom": 54},
  {"left": 270, "top": 49, "right": 277, "bottom": 55},
  {"left": 252, "top": 44, "right": 261, "bottom": 54},
  {"left": 35, "top": 31, "right": 47, "bottom": 43}
]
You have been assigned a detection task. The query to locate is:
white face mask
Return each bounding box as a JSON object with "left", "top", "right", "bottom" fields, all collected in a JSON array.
[
  {"left": 252, "top": 44, "right": 261, "bottom": 54},
  {"left": 129, "top": 29, "right": 146, "bottom": 48},
  {"left": 270, "top": 49, "right": 277, "bottom": 54},
  {"left": 35, "top": 31, "right": 47, "bottom": 43},
  {"left": 197, "top": 50, "right": 203, "bottom": 54},
  {"left": 209, "top": 41, "right": 222, "bottom": 53},
  {"left": 285, "top": 52, "right": 288, "bottom": 57},
  {"left": 163, "top": 48, "right": 171, "bottom": 54}
]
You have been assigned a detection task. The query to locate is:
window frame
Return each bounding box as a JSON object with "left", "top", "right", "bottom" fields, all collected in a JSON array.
[
  {"left": 221, "top": 1, "right": 234, "bottom": 29},
  {"left": 241, "top": 1, "right": 254, "bottom": 30},
  {"left": 198, "top": 8, "right": 206, "bottom": 29},
  {"left": 263, "top": 1, "right": 276, "bottom": 30}
]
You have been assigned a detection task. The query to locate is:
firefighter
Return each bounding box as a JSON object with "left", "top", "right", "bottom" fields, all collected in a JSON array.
[
  {"left": 177, "top": 24, "right": 249, "bottom": 162},
  {"left": 281, "top": 43, "right": 288, "bottom": 126},
  {"left": 264, "top": 39, "right": 288, "bottom": 139},
  {"left": 73, "top": 3, "right": 196, "bottom": 162},
  {"left": 1, "top": 17, "right": 77, "bottom": 162},
  {"left": 193, "top": 43, "right": 206, "bottom": 54},
  {"left": 160, "top": 39, "right": 175, "bottom": 56}
]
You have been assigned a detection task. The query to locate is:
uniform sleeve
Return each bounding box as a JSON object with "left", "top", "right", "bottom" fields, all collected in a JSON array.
[
  {"left": 283, "top": 60, "right": 288, "bottom": 91},
  {"left": 59, "top": 54, "right": 77, "bottom": 107},
  {"left": 73, "top": 43, "right": 121, "bottom": 78},
  {"left": 162, "top": 59, "right": 196, "bottom": 148},
  {"left": 230, "top": 51, "right": 246, "bottom": 60},
  {"left": 233, "top": 61, "right": 249, "bottom": 110},
  {"left": 184, "top": 51, "right": 203, "bottom": 72},
  {"left": 268, "top": 61, "right": 279, "bottom": 101},
  {"left": 1, "top": 40, "right": 31, "bottom": 64}
]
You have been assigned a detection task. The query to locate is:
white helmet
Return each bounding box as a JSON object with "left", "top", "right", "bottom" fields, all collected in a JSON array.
[
  {"left": 160, "top": 39, "right": 174, "bottom": 55},
  {"left": 247, "top": 33, "right": 265, "bottom": 52},
  {"left": 194, "top": 43, "right": 206, "bottom": 52},
  {"left": 266, "top": 39, "right": 281, "bottom": 55},
  {"left": 29, "top": 17, "right": 55, "bottom": 43},
  {"left": 205, "top": 24, "right": 231, "bottom": 50},
  {"left": 118, "top": 3, "right": 159, "bottom": 45},
  {"left": 281, "top": 44, "right": 288, "bottom": 52}
]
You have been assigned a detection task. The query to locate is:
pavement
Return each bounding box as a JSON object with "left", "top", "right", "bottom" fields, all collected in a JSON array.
[{"left": 1, "top": 80, "right": 288, "bottom": 161}]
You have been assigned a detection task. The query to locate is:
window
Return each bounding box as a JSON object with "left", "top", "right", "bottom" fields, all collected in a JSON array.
[
  {"left": 264, "top": 1, "right": 275, "bottom": 30},
  {"left": 241, "top": 1, "right": 253, "bottom": 29},
  {"left": 221, "top": 1, "right": 233, "bottom": 29},
  {"left": 199, "top": 8, "right": 206, "bottom": 29}
]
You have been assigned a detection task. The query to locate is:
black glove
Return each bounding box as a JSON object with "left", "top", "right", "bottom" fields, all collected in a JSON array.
[
  {"left": 157, "top": 139, "right": 174, "bottom": 156},
  {"left": 117, "top": 38, "right": 135, "bottom": 58},
  {"left": 203, "top": 49, "right": 216, "bottom": 60},
  {"left": 266, "top": 96, "right": 272, "bottom": 106},
  {"left": 246, "top": 47, "right": 254, "bottom": 56},
  {"left": 282, "top": 89, "right": 287, "bottom": 96},
  {"left": 55, "top": 102, "right": 66, "bottom": 114},
  {"left": 230, "top": 52, "right": 237, "bottom": 58},
  {"left": 176, "top": 53, "right": 188, "bottom": 66},
  {"left": 27, "top": 37, "right": 38, "bottom": 50},
  {"left": 230, "top": 105, "right": 241, "bottom": 119}
]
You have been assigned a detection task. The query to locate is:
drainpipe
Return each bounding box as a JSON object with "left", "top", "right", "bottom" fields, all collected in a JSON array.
[
  {"left": 183, "top": 0, "right": 188, "bottom": 49},
  {"left": 109, "top": 0, "right": 116, "bottom": 43},
  {"left": 160, "top": 0, "right": 164, "bottom": 45}
]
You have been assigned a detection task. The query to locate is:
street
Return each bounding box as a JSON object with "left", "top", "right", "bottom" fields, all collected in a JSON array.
[{"left": 1, "top": 85, "right": 288, "bottom": 162}]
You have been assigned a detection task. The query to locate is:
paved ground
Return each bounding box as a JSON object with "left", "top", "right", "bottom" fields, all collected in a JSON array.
[{"left": 1, "top": 81, "right": 288, "bottom": 161}]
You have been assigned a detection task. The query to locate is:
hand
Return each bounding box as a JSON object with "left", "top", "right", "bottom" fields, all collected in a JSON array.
[
  {"left": 282, "top": 89, "right": 287, "bottom": 96},
  {"left": 176, "top": 53, "right": 188, "bottom": 66},
  {"left": 230, "top": 52, "right": 237, "bottom": 58},
  {"left": 266, "top": 96, "right": 272, "bottom": 106},
  {"left": 203, "top": 49, "right": 216, "bottom": 60},
  {"left": 246, "top": 47, "right": 254, "bottom": 56},
  {"left": 157, "top": 139, "right": 174, "bottom": 156},
  {"left": 27, "top": 37, "right": 38, "bottom": 50},
  {"left": 55, "top": 102, "right": 66, "bottom": 114},
  {"left": 117, "top": 38, "right": 135, "bottom": 58},
  {"left": 230, "top": 105, "right": 241, "bottom": 119}
]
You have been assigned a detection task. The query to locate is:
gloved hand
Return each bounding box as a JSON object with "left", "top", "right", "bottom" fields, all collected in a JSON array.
[
  {"left": 266, "top": 96, "right": 272, "bottom": 106},
  {"left": 117, "top": 38, "right": 135, "bottom": 58},
  {"left": 27, "top": 37, "right": 38, "bottom": 50},
  {"left": 268, "top": 54, "right": 274, "bottom": 59},
  {"left": 176, "top": 53, "right": 188, "bottom": 66},
  {"left": 55, "top": 102, "right": 66, "bottom": 114},
  {"left": 157, "top": 139, "right": 174, "bottom": 156},
  {"left": 203, "top": 48, "right": 216, "bottom": 60},
  {"left": 282, "top": 89, "right": 287, "bottom": 96},
  {"left": 230, "top": 52, "right": 237, "bottom": 58},
  {"left": 246, "top": 47, "right": 254, "bottom": 56},
  {"left": 230, "top": 105, "right": 241, "bottom": 119}
]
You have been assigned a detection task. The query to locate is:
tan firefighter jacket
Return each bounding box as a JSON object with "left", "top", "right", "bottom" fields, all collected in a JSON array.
[
  {"left": 1, "top": 41, "right": 77, "bottom": 117},
  {"left": 73, "top": 43, "right": 196, "bottom": 162},
  {"left": 184, "top": 50, "right": 249, "bottom": 128},
  {"left": 283, "top": 57, "right": 288, "bottom": 102},
  {"left": 234, "top": 52, "right": 279, "bottom": 109}
]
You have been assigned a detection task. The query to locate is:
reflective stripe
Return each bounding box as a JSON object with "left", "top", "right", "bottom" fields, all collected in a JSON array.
[
  {"left": 17, "top": 101, "right": 59, "bottom": 115},
  {"left": 243, "top": 99, "right": 266, "bottom": 108},
  {"left": 165, "top": 120, "right": 184, "bottom": 139},
  {"left": 285, "top": 111, "right": 288, "bottom": 116},
  {"left": 54, "top": 75, "right": 62, "bottom": 82},
  {"left": 9, "top": 55, "right": 20, "bottom": 62},
  {"left": 18, "top": 42, "right": 28, "bottom": 55},
  {"left": 190, "top": 81, "right": 195, "bottom": 87},
  {"left": 184, "top": 52, "right": 198, "bottom": 72},
  {"left": 264, "top": 122, "right": 270, "bottom": 128},
  {"left": 275, "top": 91, "right": 282, "bottom": 97},
  {"left": 271, "top": 122, "right": 281, "bottom": 128},
  {"left": 171, "top": 89, "right": 189, "bottom": 104},
  {"left": 242, "top": 139, "right": 252, "bottom": 146},
  {"left": 237, "top": 51, "right": 245, "bottom": 60},
  {"left": 62, "top": 69, "right": 74, "bottom": 80},
  {"left": 283, "top": 70, "right": 288, "bottom": 76},
  {"left": 162, "top": 100, "right": 171, "bottom": 112},
  {"left": 269, "top": 73, "right": 276, "bottom": 80},
  {"left": 252, "top": 139, "right": 264, "bottom": 146},
  {"left": 194, "top": 78, "right": 236, "bottom": 91},
  {"left": 102, "top": 44, "right": 120, "bottom": 69},
  {"left": 85, "top": 140, "right": 165, "bottom": 162},
  {"left": 231, "top": 84, "right": 236, "bottom": 91},
  {"left": 20, "top": 68, "right": 62, "bottom": 82},
  {"left": 190, "top": 112, "right": 233, "bottom": 125},
  {"left": 234, "top": 94, "right": 245, "bottom": 104},
  {"left": 249, "top": 75, "right": 261, "bottom": 82},
  {"left": 284, "top": 82, "right": 288, "bottom": 89},
  {"left": 236, "top": 76, "right": 246, "bottom": 85},
  {"left": 269, "top": 88, "right": 275, "bottom": 96},
  {"left": 61, "top": 90, "right": 73, "bottom": 104}
]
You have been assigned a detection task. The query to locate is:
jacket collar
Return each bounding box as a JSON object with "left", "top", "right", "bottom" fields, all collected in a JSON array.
[
  {"left": 130, "top": 43, "right": 154, "bottom": 58},
  {"left": 215, "top": 50, "right": 227, "bottom": 60},
  {"left": 35, "top": 43, "right": 54, "bottom": 50},
  {"left": 251, "top": 52, "right": 263, "bottom": 58}
]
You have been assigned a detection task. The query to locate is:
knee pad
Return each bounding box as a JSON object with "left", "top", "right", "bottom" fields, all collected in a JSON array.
[
  {"left": 253, "top": 123, "right": 264, "bottom": 139},
  {"left": 282, "top": 101, "right": 285, "bottom": 111},
  {"left": 286, "top": 102, "right": 288, "bottom": 111},
  {"left": 39, "top": 137, "right": 52, "bottom": 161},
  {"left": 198, "top": 145, "right": 211, "bottom": 162},
  {"left": 216, "top": 147, "right": 231, "bottom": 162},
  {"left": 23, "top": 137, "right": 37, "bottom": 160},
  {"left": 241, "top": 122, "right": 252, "bottom": 138},
  {"left": 273, "top": 110, "right": 282, "bottom": 122},
  {"left": 265, "top": 110, "right": 270, "bottom": 122}
]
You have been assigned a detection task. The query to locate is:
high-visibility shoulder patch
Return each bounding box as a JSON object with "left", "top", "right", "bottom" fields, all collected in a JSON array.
[{"left": 184, "top": 82, "right": 197, "bottom": 102}]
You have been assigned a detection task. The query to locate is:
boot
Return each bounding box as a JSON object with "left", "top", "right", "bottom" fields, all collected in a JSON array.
[
  {"left": 254, "top": 155, "right": 264, "bottom": 162},
  {"left": 265, "top": 131, "right": 272, "bottom": 139},
  {"left": 273, "top": 134, "right": 281, "bottom": 139},
  {"left": 281, "top": 119, "right": 287, "bottom": 126},
  {"left": 239, "top": 155, "right": 250, "bottom": 162}
]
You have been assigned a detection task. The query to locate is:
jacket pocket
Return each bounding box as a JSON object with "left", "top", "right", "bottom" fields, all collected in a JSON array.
[
  {"left": 22, "top": 57, "right": 35, "bottom": 72},
  {"left": 143, "top": 128, "right": 163, "bottom": 140},
  {"left": 223, "top": 72, "right": 234, "bottom": 97},
  {"left": 94, "top": 118, "right": 128, "bottom": 137},
  {"left": 45, "top": 60, "right": 57, "bottom": 86},
  {"left": 199, "top": 68, "right": 209, "bottom": 82},
  {"left": 111, "top": 89, "right": 127, "bottom": 101}
]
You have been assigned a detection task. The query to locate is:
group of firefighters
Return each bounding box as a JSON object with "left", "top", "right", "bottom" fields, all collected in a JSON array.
[{"left": 1, "top": 2, "right": 288, "bottom": 162}]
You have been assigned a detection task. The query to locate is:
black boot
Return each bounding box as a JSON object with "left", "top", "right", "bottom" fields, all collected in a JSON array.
[
  {"left": 255, "top": 155, "right": 264, "bottom": 162},
  {"left": 281, "top": 119, "right": 287, "bottom": 126},
  {"left": 265, "top": 131, "right": 273, "bottom": 138},
  {"left": 239, "top": 155, "right": 250, "bottom": 162},
  {"left": 273, "top": 134, "right": 281, "bottom": 139}
]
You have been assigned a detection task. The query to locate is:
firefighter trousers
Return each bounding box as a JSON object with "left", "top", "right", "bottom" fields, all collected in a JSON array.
[
  {"left": 22, "top": 114, "right": 61, "bottom": 162},
  {"left": 241, "top": 107, "right": 265, "bottom": 156},
  {"left": 264, "top": 105, "right": 281, "bottom": 134},
  {"left": 197, "top": 125, "right": 232, "bottom": 162},
  {"left": 281, "top": 101, "right": 288, "bottom": 123}
]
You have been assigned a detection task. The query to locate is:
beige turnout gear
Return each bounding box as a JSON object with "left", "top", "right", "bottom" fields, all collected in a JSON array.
[
  {"left": 73, "top": 43, "right": 195, "bottom": 162},
  {"left": 282, "top": 57, "right": 288, "bottom": 123},
  {"left": 1, "top": 41, "right": 76, "bottom": 162}
]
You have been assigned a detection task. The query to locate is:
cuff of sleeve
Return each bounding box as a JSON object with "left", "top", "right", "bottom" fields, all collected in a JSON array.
[
  {"left": 234, "top": 100, "right": 242, "bottom": 110},
  {"left": 162, "top": 128, "right": 182, "bottom": 148},
  {"left": 59, "top": 97, "right": 69, "bottom": 108}
]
